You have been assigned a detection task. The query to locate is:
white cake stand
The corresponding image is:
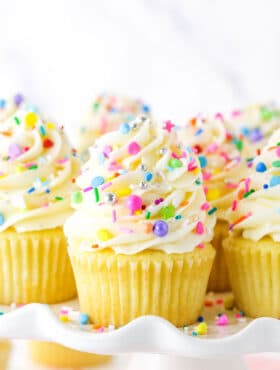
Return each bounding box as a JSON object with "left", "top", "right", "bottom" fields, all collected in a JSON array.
[{"left": 1, "top": 295, "right": 279, "bottom": 370}]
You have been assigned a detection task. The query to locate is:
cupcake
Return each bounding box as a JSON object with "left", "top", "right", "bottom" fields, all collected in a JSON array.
[
  {"left": 65, "top": 116, "right": 216, "bottom": 327},
  {"left": 224, "top": 129, "right": 280, "bottom": 317},
  {"left": 28, "top": 341, "right": 110, "bottom": 368},
  {"left": 0, "top": 107, "right": 78, "bottom": 304},
  {"left": 224, "top": 103, "right": 280, "bottom": 155},
  {"left": 179, "top": 115, "right": 250, "bottom": 291},
  {"left": 76, "top": 93, "right": 151, "bottom": 157},
  {"left": 0, "top": 93, "right": 24, "bottom": 123}
]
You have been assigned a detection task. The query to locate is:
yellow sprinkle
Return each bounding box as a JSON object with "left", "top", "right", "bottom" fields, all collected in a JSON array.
[
  {"left": 46, "top": 122, "right": 55, "bottom": 130},
  {"left": 59, "top": 315, "right": 69, "bottom": 323},
  {"left": 116, "top": 187, "right": 132, "bottom": 197},
  {"left": 0, "top": 173, "right": 6, "bottom": 178},
  {"left": 25, "top": 112, "right": 38, "bottom": 129},
  {"left": 212, "top": 167, "right": 221, "bottom": 175},
  {"left": 97, "top": 228, "right": 114, "bottom": 242},
  {"left": 206, "top": 188, "right": 220, "bottom": 201},
  {"left": 193, "top": 168, "right": 200, "bottom": 175},
  {"left": 195, "top": 322, "right": 207, "bottom": 335},
  {"left": 16, "top": 165, "right": 26, "bottom": 173},
  {"left": 134, "top": 210, "right": 142, "bottom": 215}
]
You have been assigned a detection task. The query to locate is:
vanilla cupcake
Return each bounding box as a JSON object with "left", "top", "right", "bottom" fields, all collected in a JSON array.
[
  {"left": 224, "top": 103, "right": 280, "bottom": 155},
  {"left": 0, "top": 107, "right": 78, "bottom": 303},
  {"left": 76, "top": 93, "right": 151, "bottom": 157},
  {"left": 179, "top": 115, "right": 250, "bottom": 291},
  {"left": 28, "top": 341, "right": 110, "bottom": 368},
  {"left": 224, "top": 129, "right": 280, "bottom": 317},
  {"left": 0, "top": 93, "right": 24, "bottom": 122},
  {"left": 65, "top": 116, "right": 216, "bottom": 327}
]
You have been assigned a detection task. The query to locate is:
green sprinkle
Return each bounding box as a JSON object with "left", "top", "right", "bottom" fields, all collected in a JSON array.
[
  {"left": 145, "top": 211, "right": 151, "bottom": 219},
  {"left": 71, "top": 191, "right": 83, "bottom": 203},
  {"left": 246, "top": 157, "right": 254, "bottom": 163},
  {"left": 159, "top": 205, "right": 175, "bottom": 219},
  {"left": 94, "top": 187, "right": 100, "bottom": 202},
  {"left": 168, "top": 158, "right": 183, "bottom": 168},
  {"left": 55, "top": 196, "right": 63, "bottom": 201},
  {"left": 272, "top": 160, "right": 280, "bottom": 168},
  {"left": 208, "top": 207, "right": 217, "bottom": 215},
  {"left": 277, "top": 142, "right": 280, "bottom": 146},
  {"left": 0, "top": 312, "right": 4, "bottom": 316},
  {"left": 14, "top": 116, "right": 20, "bottom": 125},
  {"left": 260, "top": 106, "right": 273, "bottom": 122},
  {"left": 243, "top": 189, "right": 255, "bottom": 198},
  {"left": 93, "top": 102, "right": 99, "bottom": 111},
  {"left": 175, "top": 215, "right": 182, "bottom": 220},
  {"left": 234, "top": 138, "right": 243, "bottom": 152},
  {"left": 28, "top": 165, "right": 38, "bottom": 170},
  {"left": 195, "top": 179, "right": 201, "bottom": 185}
]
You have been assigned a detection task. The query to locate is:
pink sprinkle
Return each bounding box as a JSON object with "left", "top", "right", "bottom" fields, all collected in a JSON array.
[
  {"left": 100, "top": 117, "right": 108, "bottom": 134},
  {"left": 101, "top": 182, "right": 112, "bottom": 190},
  {"left": 108, "top": 161, "right": 122, "bottom": 171},
  {"left": 171, "top": 152, "right": 180, "bottom": 159},
  {"left": 83, "top": 186, "right": 93, "bottom": 192},
  {"left": 103, "top": 145, "right": 112, "bottom": 158},
  {"left": 244, "top": 178, "right": 250, "bottom": 193},
  {"left": 197, "top": 243, "right": 205, "bottom": 249},
  {"left": 25, "top": 162, "right": 37, "bottom": 168},
  {"left": 276, "top": 147, "right": 280, "bottom": 157},
  {"left": 195, "top": 221, "right": 204, "bottom": 234},
  {"left": 98, "top": 327, "right": 105, "bottom": 333},
  {"left": 188, "top": 158, "right": 197, "bottom": 171},
  {"left": 154, "top": 198, "right": 164, "bottom": 205},
  {"left": 8, "top": 143, "right": 22, "bottom": 160},
  {"left": 201, "top": 202, "right": 210, "bottom": 211},
  {"left": 214, "top": 112, "right": 224, "bottom": 122},
  {"left": 231, "top": 109, "right": 241, "bottom": 118},
  {"left": 119, "top": 227, "right": 133, "bottom": 233},
  {"left": 56, "top": 158, "right": 69, "bottom": 164},
  {"left": 206, "top": 143, "right": 219, "bottom": 153},
  {"left": 226, "top": 182, "right": 239, "bottom": 189},
  {"left": 60, "top": 309, "right": 69, "bottom": 315},
  {"left": 220, "top": 151, "right": 230, "bottom": 162},
  {"left": 203, "top": 172, "right": 212, "bottom": 181},
  {"left": 112, "top": 209, "right": 116, "bottom": 223},
  {"left": 216, "top": 314, "right": 229, "bottom": 326},
  {"left": 127, "top": 141, "right": 141, "bottom": 155},
  {"left": 232, "top": 200, "right": 237, "bottom": 211}
]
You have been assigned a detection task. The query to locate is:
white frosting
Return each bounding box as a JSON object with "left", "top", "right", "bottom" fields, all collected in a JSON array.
[
  {"left": 65, "top": 117, "right": 216, "bottom": 254},
  {"left": 226, "top": 129, "right": 280, "bottom": 241},
  {"left": 0, "top": 108, "right": 79, "bottom": 232}
]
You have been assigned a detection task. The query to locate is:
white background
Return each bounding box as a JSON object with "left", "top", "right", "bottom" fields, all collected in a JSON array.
[{"left": 1, "top": 0, "right": 280, "bottom": 368}]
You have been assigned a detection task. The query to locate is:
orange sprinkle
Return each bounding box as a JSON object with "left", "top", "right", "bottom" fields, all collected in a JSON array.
[
  {"left": 92, "top": 244, "right": 99, "bottom": 249},
  {"left": 204, "top": 300, "right": 214, "bottom": 307},
  {"left": 237, "top": 189, "right": 245, "bottom": 200},
  {"left": 92, "top": 324, "right": 102, "bottom": 330},
  {"left": 1, "top": 131, "right": 12, "bottom": 137},
  {"left": 190, "top": 117, "right": 197, "bottom": 126},
  {"left": 180, "top": 200, "right": 189, "bottom": 207},
  {"left": 144, "top": 222, "right": 153, "bottom": 233}
]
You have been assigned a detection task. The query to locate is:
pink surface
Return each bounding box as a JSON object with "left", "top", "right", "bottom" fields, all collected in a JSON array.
[{"left": 245, "top": 354, "right": 280, "bottom": 370}]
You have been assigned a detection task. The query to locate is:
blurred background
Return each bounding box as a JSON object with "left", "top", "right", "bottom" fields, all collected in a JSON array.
[
  {"left": 0, "top": 0, "right": 280, "bottom": 369},
  {"left": 1, "top": 0, "right": 279, "bottom": 129}
]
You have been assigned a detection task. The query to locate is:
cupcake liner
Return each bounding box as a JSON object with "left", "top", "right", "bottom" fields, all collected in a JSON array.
[
  {"left": 0, "top": 228, "right": 76, "bottom": 304},
  {"left": 0, "top": 341, "right": 11, "bottom": 370},
  {"left": 224, "top": 236, "right": 280, "bottom": 318},
  {"left": 207, "top": 220, "right": 231, "bottom": 292},
  {"left": 69, "top": 243, "right": 215, "bottom": 327},
  {"left": 28, "top": 341, "right": 111, "bottom": 368}
]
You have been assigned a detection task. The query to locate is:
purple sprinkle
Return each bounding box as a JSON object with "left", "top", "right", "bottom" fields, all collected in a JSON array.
[
  {"left": 249, "top": 128, "right": 263, "bottom": 143},
  {"left": 83, "top": 186, "right": 93, "bottom": 193},
  {"left": 8, "top": 143, "right": 22, "bottom": 160},
  {"left": 13, "top": 94, "right": 24, "bottom": 106}
]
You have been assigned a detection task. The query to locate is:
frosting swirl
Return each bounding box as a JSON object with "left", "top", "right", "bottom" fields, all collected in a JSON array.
[
  {"left": 0, "top": 94, "right": 24, "bottom": 123},
  {"left": 65, "top": 117, "right": 216, "bottom": 254},
  {"left": 225, "top": 129, "right": 280, "bottom": 241},
  {"left": 76, "top": 93, "right": 151, "bottom": 155},
  {"left": 0, "top": 107, "right": 79, "bottom": 232},
  {"left": 178, "top": 115, "right": 250, "bottom": 220}
]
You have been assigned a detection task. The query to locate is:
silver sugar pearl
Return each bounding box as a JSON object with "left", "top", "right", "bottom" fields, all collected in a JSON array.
[
  {"left": 136, "top": 114, "right": 149, "bottom": 123},
  {"left": 104, "top": 192, "right": 117, "bottom": 204},
  {"left": 130, "top": 120, "right": 139, "bottom": 130},
  {"left": 159, "top": 147, "right": 167, "bottom": 156},
  {"left": 138, "top": 163, "right": 147, "bottom": 172},
  {"left": 139, "top": 181, "right": 148, "bottom": 189}
]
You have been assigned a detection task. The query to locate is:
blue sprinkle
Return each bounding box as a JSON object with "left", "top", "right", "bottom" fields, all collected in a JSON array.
[
  {"left": 198, "top": 156, "right": 207, "bottom": 169},
  {"left": 110, "top": 107, "right": 117, "bottom": 113},
  {"left": 39, "top": 125, "right": 46, "bottom": 136},
  {"left": 45, "top": 188, "right": 50, "bottom": 194},
  {"left": 79, "top": 313, "right": 90, "bottom": 325},
  {"left": 185, "top": 146, "right": 193, "bottom": 154},
  {"left": 91, "top": 176, "right": 104, "bottom": 187},
  {"left": 27, "top": 187, "right": 35, "bottom": 194},
  {"left": 118, "top": 169, "right": 128, "bottom": 175},
  {"left": 0, "top": 99, "right": 6, "bottom": 109},
  {"left": 256, "top": 162, "right": 267, "bottom": 173},
  {"left": 142, "top": 105, "right": 150, "bottom": 113},
  {"left": 167, "top": 166, "right": 175, "bottom": 172},
  {"left": 197, "top": 316, "right": 204, "bottom": 322},
  {"left": 98, "top": 152, "right": 105, "bottom": 165},
  {"left": 192, "top": 331, "right": 198, "bottom": 337},
  {"left": 270, "top": 176, "right": 280, "bottom": 187},
  {"left": 240, "top": 126, "right": 250, "bottom": 137},
  {"left": 120, "top": 122, "right": 131, "bottom": 134},
  {"left": 0, "top": 312, "right": 4, "bottom": 316},
  {"left": 194, "top": 128, "right": 203, "bottom": 137},
  {"left": 263, "top": 184, "right": 269, "bottom": 189},
  {"left": 0, "top": 214, "right": 4, "bottom": 226},
  {"left": 145, "top": 172, "right": 153, "bottom": 182},
  {"left": 175, "top": 215, "right": 182, "bottom": 220}
]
